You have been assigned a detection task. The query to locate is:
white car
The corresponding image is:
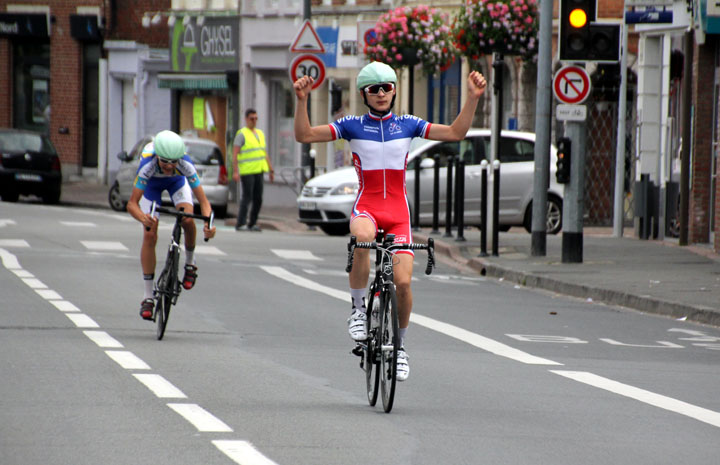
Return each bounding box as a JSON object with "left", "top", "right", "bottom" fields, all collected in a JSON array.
[
  {"left": 108, "top": 135, "right": 229, "bottom": 217},
  {"left": 297, "top": 129, "right": 564, "bottom": 235}
]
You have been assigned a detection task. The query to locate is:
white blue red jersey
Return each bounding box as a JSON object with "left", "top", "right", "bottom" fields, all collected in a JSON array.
[{"left": 330, "top": 112, "right": 431, "bottom": 248}]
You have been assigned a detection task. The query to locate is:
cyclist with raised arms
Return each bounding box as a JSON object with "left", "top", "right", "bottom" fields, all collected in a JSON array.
[
  {"left": 293, "top": 62, "right": 487, "bottom": 381},
  {"left": 126, "top": 130, "right": 216, "bottom": 320}
]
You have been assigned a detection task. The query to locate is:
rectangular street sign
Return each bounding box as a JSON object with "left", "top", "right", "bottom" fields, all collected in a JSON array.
[{"left": 556, "top": 104, "right": 588, "bottom": 121}]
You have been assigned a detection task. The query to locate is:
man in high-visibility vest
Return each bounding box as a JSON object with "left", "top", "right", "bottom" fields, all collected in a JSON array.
[{"left": 232, "top": 108, "right": 274, "bottom": 231}]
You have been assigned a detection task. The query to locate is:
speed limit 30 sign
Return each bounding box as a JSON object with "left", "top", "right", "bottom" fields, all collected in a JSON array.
[{"left": 289, "top": 54, "right": 326, "bottom": 89}]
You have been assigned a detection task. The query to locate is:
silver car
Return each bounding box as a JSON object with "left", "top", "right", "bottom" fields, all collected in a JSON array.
[
  {"left": 108, "top": 135, "right": 229, "bottom": 217},
  {"left": 297, "top": 129, "right": 564, "bottom": 235}
]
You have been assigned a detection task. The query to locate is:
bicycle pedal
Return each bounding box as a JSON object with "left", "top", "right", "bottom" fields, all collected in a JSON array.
[{"left": 351, "top": 344, "right": 364, "bottom": 357}]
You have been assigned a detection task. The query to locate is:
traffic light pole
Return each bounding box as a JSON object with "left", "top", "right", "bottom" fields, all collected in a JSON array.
[{"left": 562, "top": 121, "right": 586, "bottom": 263}]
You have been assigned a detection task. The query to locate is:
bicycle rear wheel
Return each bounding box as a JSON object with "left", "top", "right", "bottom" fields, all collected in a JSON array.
[
  {"left": 379, "top": 284, "right": 399, "bottom": 413},
  {"left": 365, "top": 288, "right": 380, "bottom": 406}
]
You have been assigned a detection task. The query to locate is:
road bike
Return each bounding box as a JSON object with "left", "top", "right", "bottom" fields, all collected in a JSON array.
[
  {"left": 346, "top": 231, "right": 435, "bottom": 412},
  {"left": 148, "top": 202, "right": 214, "bottom": 340}
]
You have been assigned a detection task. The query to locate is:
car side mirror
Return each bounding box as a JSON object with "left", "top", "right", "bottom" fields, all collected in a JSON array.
[
  {"left": 116, "top": 151, "right": 131, "bottom": 162},
  {"left": 420, "top": 157, "right": 435, "bottom": 169}
]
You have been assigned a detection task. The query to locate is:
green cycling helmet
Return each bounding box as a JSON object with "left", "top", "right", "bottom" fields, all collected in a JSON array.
[
  {"left": 356, "top": 61, "right": 397, "bottom": 90},
  {"left": 154, "top": 130, "right": 185, "bottom": 160}
]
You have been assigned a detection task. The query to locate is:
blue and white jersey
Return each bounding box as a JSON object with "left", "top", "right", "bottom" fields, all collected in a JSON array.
[{"left": 133, "top": 141, "right": 200, "bottom": 191}]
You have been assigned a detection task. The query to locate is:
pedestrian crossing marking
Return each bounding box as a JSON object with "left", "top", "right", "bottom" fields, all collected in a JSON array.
[
  {"left": 0, "top": 239, "right": 30, "bottom": 248},
  {"left": 194, "top": 245, "right": 226, "bottom": 256},
  {"left": 80, "top": 241, "right": 129, "bottom": 251},
  {"left": 61, "top": 221, "right": 97, "bottom": 227},
  {"left": 271, "top": 249, "right": 322, "bottom": 261}
]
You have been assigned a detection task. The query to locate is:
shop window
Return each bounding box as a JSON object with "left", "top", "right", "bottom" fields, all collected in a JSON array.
[{"left": 13, "top": 41, "right": 50, "bottom": 133}]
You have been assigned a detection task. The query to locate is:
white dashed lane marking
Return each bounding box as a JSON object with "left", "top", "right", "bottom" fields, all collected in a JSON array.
[
  {"left": 83, "top": 330, "right": 123, "bottom": 348},
  {"left": 133, "top": 374, "right": 187, "bottom": 399},
  {"left": 65, "top": 313, "right": 100, "bottom": 328},
  {"left": 105, "top": 350, "right": 151, "bottom": 370},
  {"left": 0, "top": 239, "right": 29, "bottom": 248},
  {"left": 50, "top": 300, "right": 80, "bottom": 312},
  {"left": 213, "top": 440, "right": 280, "bottom": 465},
  {"left": 271, "top": 249, "right": 322, "bottom": 261},
  {"left": 61, "top": 221, "right": 97, "bottom": 227},
  {"left": 80, "top": 241, "right": 129, "bottom": 251},
  {"left": 167, "top": 403, "right": 233, "bottom": 432}
]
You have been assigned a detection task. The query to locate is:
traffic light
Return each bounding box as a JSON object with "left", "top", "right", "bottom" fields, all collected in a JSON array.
[
  {"left": 559, "top": 0, "right": 620, "bottom": 62},
  {"left": 556, "top": 137, "right": 571, "bottom": 184}
]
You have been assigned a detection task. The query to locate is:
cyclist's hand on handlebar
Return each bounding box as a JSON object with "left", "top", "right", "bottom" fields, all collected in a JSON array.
[
  {"left": 142, "top": 214, "right": 158, "bottom": 231},
  {"left": 203, "top": 223, "right": 216, "bottom": 240}
]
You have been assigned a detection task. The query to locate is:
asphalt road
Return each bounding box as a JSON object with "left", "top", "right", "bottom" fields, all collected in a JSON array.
[{"left": 1, "top": 202, "right": 719, "bottom": 465}]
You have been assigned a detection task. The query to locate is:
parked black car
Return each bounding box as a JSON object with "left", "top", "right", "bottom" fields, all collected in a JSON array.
[{"left": 0, "top": 128, "right": 62, "bottom": 204}]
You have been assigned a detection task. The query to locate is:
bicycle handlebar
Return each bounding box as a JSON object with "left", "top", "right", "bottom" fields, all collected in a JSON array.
[
  {"left": 346, "top": 236, "right": 435, "bottom": 275},
  {"left": 147, "top": 201, "right": 215, "bottom": 242}
]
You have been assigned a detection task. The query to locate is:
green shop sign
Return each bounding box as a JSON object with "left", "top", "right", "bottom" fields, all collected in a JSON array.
[{"left": 170, "top": 16, "right": 239, "bottom": 72}]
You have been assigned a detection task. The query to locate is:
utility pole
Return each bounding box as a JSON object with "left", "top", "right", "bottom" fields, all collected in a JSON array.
[
  {"left": 613, "top": 21, "right": 628, "bottom": 237},
  {"left": 531, "top": 0, "right": 554, "bottom": 256},
  {"left": 679, "top": 29, "right": 693, "bottom": 246},
  {"left": 301, "top": 0, "right": 312, "bottom": 181}
]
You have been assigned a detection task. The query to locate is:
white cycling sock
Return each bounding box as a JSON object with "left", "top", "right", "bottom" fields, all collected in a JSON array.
[
  {"left": 399, "top": 327, "right": 408, "bottom": 348},
  {"left": 350, "top": 288, "right": 365, "bottom": 310},
  {"left": 143, "top": 274, "right": 154, "bottom": 300},
  {"left": 185, "top": 249, "right": 195, "bottom": 267}
]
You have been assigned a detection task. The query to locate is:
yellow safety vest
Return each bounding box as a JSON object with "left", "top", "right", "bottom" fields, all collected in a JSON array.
[{"left": 236, "top": 127, "right": 269, "bottom": 175}]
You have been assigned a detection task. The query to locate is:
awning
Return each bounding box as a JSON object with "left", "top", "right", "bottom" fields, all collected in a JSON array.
[{"left": 157, "top": 73, "right": 228, "bottom": 90}]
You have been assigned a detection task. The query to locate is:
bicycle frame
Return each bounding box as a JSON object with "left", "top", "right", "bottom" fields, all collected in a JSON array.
[
  {"left": 149, "top": 201, "right": 214, "bottom": 340},
  {"left": 346, "top": 231, "right": 434, "bottom": 412}
]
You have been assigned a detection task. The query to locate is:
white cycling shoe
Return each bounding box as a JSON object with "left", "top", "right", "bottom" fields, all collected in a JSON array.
[
  {"left": 348, "top": 308, "right": 368, "bottom": 341},
  {"left": 396, "top": 348, "right": 409, "bottom": 382}
]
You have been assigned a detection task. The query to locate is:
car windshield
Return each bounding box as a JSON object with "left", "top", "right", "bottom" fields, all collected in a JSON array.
[
  {"left": 185, "top": 141, "right": 222, "bottom": 165},
  {"left": 0, "top": 132, "right": 57, "bottom": 154}
]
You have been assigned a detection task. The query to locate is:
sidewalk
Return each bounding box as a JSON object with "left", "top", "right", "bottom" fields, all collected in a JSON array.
[{"left": 60, "top": 180, "right": 720, "bottom": 327}]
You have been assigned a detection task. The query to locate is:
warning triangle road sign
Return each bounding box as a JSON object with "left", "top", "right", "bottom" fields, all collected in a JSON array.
[{"left": 289, "top": 20, "right": 325, "bottom": 54}]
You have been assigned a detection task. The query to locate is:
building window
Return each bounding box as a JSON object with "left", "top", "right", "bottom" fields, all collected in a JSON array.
[{"left": 13, "top": 40, "right": 50, "bottom": 133}]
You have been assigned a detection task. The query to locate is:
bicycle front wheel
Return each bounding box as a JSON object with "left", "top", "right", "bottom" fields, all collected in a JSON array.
[
  {"left": 365, "top": 288, "right": 380, "bottom": 406},
  {"left": 379, "top": 284, "right": 399, "bottom": 413}
]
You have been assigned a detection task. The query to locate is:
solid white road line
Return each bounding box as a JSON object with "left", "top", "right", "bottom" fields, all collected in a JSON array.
[
  {"left": 167, "top": 403, "right": 233, "bottom": 432},
  {"left": 65, "top": 313, "right": 100, "bottom": 328},
  {"left": 0, "top": 239, "right": 29, "bottom": 247},
  {"left": 61, "top": 221, "right": 96, "bottom": 227},
  {"left": 0, "top": 248, "right": 21, "bottom": 269},
  {"left": 50, "top": 300, "right": 80, "bottom": 312},
  {"left": 411, "top": 314, "right": 562, "bottom": 366},
  {"left": 133, "top": 374, "right": 187, "bottom": 399},
  {"left": 80, "top": 240, "right": 128, "bottom": 251},
  {"left": 271, "top": 249, "right": 322, "bottom": 261},
  {"left": 36, "top": 289, "right": 63, "bottom": 300},
  {"left": 83, "top": 330, "right": 123, "bottom": 348},
  {"left": 213, "top": 440, "right": 279, "bottom": 465},
  {"left": 105, "top": 350, "right": 151, "bottom": 370},
  {"left": 551, "top": 370, "right": 720, "bottom": 429},
  {"left": 261, "top": 266, "right": 350, "bottom": 302},
  {"left": 262, "top": 265, "right": 561, "bottom": 366}
]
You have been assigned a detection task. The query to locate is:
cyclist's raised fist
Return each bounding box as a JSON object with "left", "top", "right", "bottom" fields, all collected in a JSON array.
[
  {"left": 467, "top": 71, "right": 487, "bottom": 99},
  {"left": 293, "top": 76, "right": 314, "bottom": 100}
]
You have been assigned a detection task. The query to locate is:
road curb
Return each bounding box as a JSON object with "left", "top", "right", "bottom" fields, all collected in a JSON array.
[{"left": 419, "top": 233, "right": 720, "bottom": 328}]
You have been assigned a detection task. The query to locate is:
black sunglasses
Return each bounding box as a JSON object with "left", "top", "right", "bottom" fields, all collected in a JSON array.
[
  {"left": 364, "top": 83, "right": 395, "bottom": 95},
  {"left": 158, "top": 157, "right": 179, "bottom": 165}
]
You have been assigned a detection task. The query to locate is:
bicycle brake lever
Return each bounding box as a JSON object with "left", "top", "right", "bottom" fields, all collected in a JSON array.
[
  {"left": 146, "top": 201, "right": 157, "bottom": 231},
  {"left": 204, "top": 211, "right": 215, "bottom": 242},
  {"left": 346, "top": 236, "right": 357, "bottom": 273},
  {"left": 425, "top": 238, "right": 435, "bottom": 275}
]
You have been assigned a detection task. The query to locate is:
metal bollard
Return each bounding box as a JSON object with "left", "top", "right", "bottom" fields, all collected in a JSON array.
[
  {"left": 479, "top": 160, "right": 488, "bottom": 257},
  {"left": 492, "top": 159, "right": 500, "bottom": 256},
  {"left": 444, "top": 155, "right": 454, "bottom": 238},
  {"left": 455, "top": 159, "right": 466, "bottom": 242},
  {"left": 413, "top": 157, "right": 421, "bottom": 231},
  {"left": 431, "top": 154, "right": 440, "bottom": 234}
]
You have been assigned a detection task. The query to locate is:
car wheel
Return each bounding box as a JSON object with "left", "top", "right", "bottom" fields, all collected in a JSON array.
[
  {"left": 42, "top": 189, "right": 61, "bottom": 205},
  {"left": 523, "top": 196, "right": 563, "bottom": 235},
  {"left": 319, "top": 223, "right": 350, "bottom": 236},
  {"left": 1, "top": 191, "right": 19, "bottom": 202},
  {"left": 212, "top": 205, "right": 227, "bottom": 219},
  {"left": 108, "top": 182, "right": 127, "bottom": 211}
]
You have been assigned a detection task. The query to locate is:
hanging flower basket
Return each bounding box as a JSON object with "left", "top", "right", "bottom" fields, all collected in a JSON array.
[
  {"left": 364, "top": 5, "right": 458, "bottom": 76},
  {"left": 453, "top": 0, "right": 539, "bottom": 64}
]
